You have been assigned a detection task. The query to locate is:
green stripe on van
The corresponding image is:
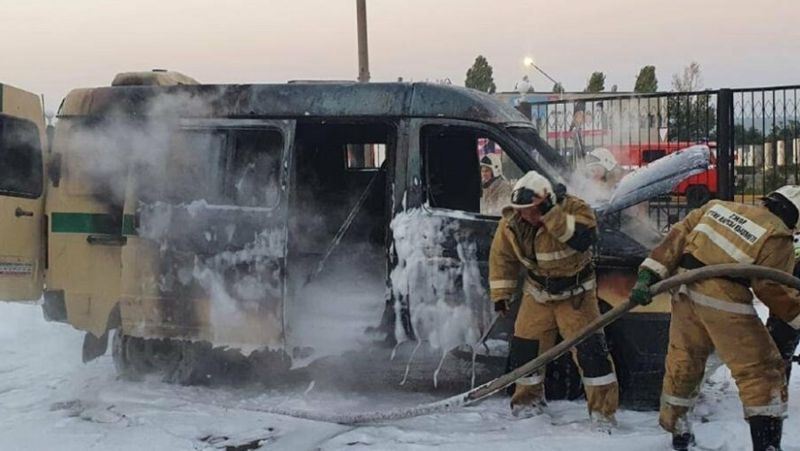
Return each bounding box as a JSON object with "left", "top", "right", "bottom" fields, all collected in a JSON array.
[
  {"left": 0, "top": 83, "right": 4, "bottom": 112},
  {"left": 121, "top": 214, "right": 137, "bottom": 236},
  {"left": 50, "top": 212, "right": 137, "bottom": 235}
]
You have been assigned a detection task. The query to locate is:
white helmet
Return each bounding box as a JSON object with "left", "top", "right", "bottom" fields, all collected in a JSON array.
[
  {"left": 480, "top": 153, "right": 503, "bottom": 178},
  {"left": 510, "top": 170, "right": 554, "bottom": 208},
  {"left": 769, "top": 185, "right": 800, "bottom": 228},
  {"left": 585, "top": 147, "right": 618, "bottom": 173}
]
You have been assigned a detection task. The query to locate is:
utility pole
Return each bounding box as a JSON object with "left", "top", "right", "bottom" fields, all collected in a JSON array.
[{"left": 356, "top": 0, "right": 370, "bottom": 82}]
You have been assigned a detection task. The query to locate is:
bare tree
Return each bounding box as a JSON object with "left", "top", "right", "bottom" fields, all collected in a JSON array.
[{"left": 672, "top": 62, "right": 703, "bottom": 92}]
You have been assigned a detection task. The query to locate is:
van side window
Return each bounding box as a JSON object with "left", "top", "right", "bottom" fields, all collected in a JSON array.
[
  {"left": 162, "top": 131, "right": 227, "bottom": 204},
  {"left": 158, "top": 128, "right": 283, "bottom": 208},
  {"left": 226, "top": 130, "right": 283, "bottom": 207},
  {"left": 421, "top": 125, "right": 523, "bottom": 216},
  {"left": 0, "top": 115, "right": 43, "bottom": 198}
]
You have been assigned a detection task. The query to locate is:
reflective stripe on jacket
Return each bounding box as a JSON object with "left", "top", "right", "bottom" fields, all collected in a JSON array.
[
  {"left": 641, "top": 200, "right": 800, "bottom": 327},
  {"left": 489, "top": 195, "right": 596, "bottom": 303}
]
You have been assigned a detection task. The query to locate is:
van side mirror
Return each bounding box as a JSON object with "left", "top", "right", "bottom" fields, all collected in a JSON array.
[{"left": 48, "top": 153, "right": 62, "bottom": 187}]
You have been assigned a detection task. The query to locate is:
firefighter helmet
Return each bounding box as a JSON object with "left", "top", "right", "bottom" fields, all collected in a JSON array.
[
  {"left": 510, "top": 170, "right": 554, "bottom": 208},
  {"left": 585, "top": 147, "right": 618, "bottom": 173},
  {"left": 480, "top": 153, "right": 503, "bottom": 178},
  {"left": 768, "top": 185, "right": 800, "bottom": 228}
]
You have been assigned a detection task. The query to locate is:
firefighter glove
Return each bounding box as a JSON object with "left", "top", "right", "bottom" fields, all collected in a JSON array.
[
  {"left": 494, "top": 299, "right": 510, "bottom": 317},
  {"left": 630, "top": 269, "right": 659, "bottom": 306}
]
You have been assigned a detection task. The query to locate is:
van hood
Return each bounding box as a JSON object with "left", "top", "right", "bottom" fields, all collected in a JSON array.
[{"left": 596, "top": 144, "right": 710, "bottom": 216}]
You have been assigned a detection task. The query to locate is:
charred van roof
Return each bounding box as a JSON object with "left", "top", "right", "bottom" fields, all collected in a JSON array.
[{"left": 57, "top": 82, "right": 529, "bottom": 124}]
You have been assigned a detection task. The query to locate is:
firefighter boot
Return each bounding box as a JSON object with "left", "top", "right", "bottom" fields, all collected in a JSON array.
[
  {"left": 510, "top": 384, "right": 547, "bottom": 418},
  {"left": 749, "top": 415, "right": 783, "bottom": 451},
  {"left": 590, "top": 411, "right": 617, "bottom": 434},
  {"left": 671, "top": 417, "right": 695, "bottom": 451},
  {"left": 507, "top": 337, "right": 547, "bottom": 418},
  {"left": 671, "top": 432, "right": 695, "bottom": 451}
]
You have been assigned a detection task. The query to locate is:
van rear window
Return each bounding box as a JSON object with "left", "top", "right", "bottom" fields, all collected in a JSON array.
[{"left": 0, "top": 115, "right": 42, "bottom": 198}]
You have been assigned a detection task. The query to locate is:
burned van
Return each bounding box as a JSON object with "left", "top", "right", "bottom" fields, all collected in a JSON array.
[{"left": 0, "top": 74, "right": 708, "bottom": 408}]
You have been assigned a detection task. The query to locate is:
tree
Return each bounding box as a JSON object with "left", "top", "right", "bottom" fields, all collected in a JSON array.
[
  {"left": 465, "top": 55, "right": 497, "bottom": 94},
  {"left": 634, "top": 65, "right": 658, "bottom": 93},
  {"left": 667, "top": 62, "right": 714, "bottom": 141},
  {"left": 733, "top": 124, "right": 765, "bottom": 145},
  {"left": 672, "top": 61, "right": 703, "bottom": 92},
  {"left": 585, "top": 72, "right": 605, "bottom": 93},
  {"left": 552, "top": 82, "right": 565, "bottom": 93}
]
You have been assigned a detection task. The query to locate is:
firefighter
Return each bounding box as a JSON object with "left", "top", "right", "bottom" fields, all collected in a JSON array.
[
  {"left": 489, "top": 170, "right": 619, "bottom": 430},
  {"left": 480, "top": 153, "right": 513, "bottom": 216},
  {"left": 767, "top": 233, "right": 800, "bottom": 384},
  {"left": 584, "top": 147, "right": 624, "bottom": 187},
  {"left": 630, "top": 186, "right": 800, "bottom": 451}
]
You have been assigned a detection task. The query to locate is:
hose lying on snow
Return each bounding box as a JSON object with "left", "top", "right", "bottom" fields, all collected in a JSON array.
[{"left": 251, "top": 264, "right": 800, "bottom": 425}]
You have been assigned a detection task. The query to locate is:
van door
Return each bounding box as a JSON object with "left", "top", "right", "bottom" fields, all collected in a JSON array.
[
  {"left": 120, "top": 119, "right": 293, "bottom": 351},
  {"left": 393, "top": 119, "right": 529, "bottom": 347},
  {"left": 0, "top": 113, "right": 45, "bottom": 300}
]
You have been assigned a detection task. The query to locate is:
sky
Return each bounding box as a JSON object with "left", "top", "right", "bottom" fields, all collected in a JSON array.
[{"left": 2, "top": 0, "right": 799, "bottom": 112}]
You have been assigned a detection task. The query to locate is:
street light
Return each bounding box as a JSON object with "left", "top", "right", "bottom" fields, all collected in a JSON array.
[{"left": 523, "top": 57, "right": 562, "bottom": 92}]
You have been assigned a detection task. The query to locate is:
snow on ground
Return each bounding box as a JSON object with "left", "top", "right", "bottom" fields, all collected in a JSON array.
[{"left": 1, "top": 301, "right": 798, "bottom": 451}]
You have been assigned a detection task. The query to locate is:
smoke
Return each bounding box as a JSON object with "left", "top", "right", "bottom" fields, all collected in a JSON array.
[
  {"left": 59, "top": 88, "right": 405, "bottom": 381},
  {"left": 64, "top": 90, "right": 218, "bottom": 206},
  {"left": 558, "top": 98, "right": 672, "bottom": 247},
  {"left": 59, "top": 89, "right": 300, "bottom": 352}
]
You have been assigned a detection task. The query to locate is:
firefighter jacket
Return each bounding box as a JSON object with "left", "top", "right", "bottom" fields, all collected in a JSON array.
[
  {"left": 641, "top": 200, "right": 800, "bottom": 329},
  {"left": 489, "top": 194, "right": 597, "bottom": 303},
  {"left": 480, "top": 177, "right": 513, "bottom": 216}
]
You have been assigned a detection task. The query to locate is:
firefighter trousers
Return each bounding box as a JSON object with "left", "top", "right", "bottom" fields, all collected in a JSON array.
[
  {"left": 660, "top": 292, "right": 788, "bottom": 433},
  {"left": 509, "top": 287, "right": 619, "bottom": 418}
]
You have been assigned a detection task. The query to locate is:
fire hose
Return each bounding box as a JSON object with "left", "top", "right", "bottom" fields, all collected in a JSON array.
[{"left": 254, "top": 264, "right": 800, "bottom": 425}]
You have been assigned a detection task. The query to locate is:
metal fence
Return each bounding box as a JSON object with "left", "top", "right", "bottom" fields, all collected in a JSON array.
[
  {"left": 515, "top": 85, "right": 800, "bottom": 229},
  {"left": 730, "top": 86, "right": 800, "bottom": 204}
]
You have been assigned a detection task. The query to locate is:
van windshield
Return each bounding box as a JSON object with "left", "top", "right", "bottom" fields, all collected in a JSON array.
[{"left": 505, "top": 125, "right": 568, "bottom": 183}]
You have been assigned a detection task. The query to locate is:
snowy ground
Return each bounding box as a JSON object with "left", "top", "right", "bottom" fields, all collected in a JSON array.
[{"left": 1, "top": 301, "right": 798, "bottom": 451}]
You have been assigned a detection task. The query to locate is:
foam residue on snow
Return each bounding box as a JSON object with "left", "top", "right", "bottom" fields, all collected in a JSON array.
[
  {"left": 389, "top": 209, "right": 490, "bottom": 352},
  {"left": 1, "top": 301, "right": 798, "bottom": 450}
]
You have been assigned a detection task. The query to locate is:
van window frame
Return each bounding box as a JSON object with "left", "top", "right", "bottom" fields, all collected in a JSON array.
[
  {"left": 176, "top": 118, "right": 293, "bottom": 212},
  {"left": 0, "top": 113, "right": 43, "bottom": 199},
  {"left": 411, "top": 118, "right": 535, "bottom": 219}
]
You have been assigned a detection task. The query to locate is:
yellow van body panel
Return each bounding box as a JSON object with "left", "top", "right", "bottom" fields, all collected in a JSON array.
[{"left": 0, "top": 83, "right": 45, "bottom": 301}]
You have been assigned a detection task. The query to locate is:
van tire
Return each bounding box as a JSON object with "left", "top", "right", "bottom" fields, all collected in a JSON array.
[
  {"left": 112, "top": 332, "right": 152, "bottom": 380},
  {"left": 600, "top": 299, "right": 669, "bottom": 410}
]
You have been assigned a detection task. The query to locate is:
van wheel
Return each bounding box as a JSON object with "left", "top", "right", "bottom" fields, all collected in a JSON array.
[
  {"left": 250, "top": 348, "right": 292, "bottom": 383},
  {"left": 112, "top": 332, "right": 153, "bottom": 380},
  {"left": 686, "top": 185, "right": 711, "bottom": 209},
  {"left": 163, "top": 341, "right": 215, "bottom": 386}
]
